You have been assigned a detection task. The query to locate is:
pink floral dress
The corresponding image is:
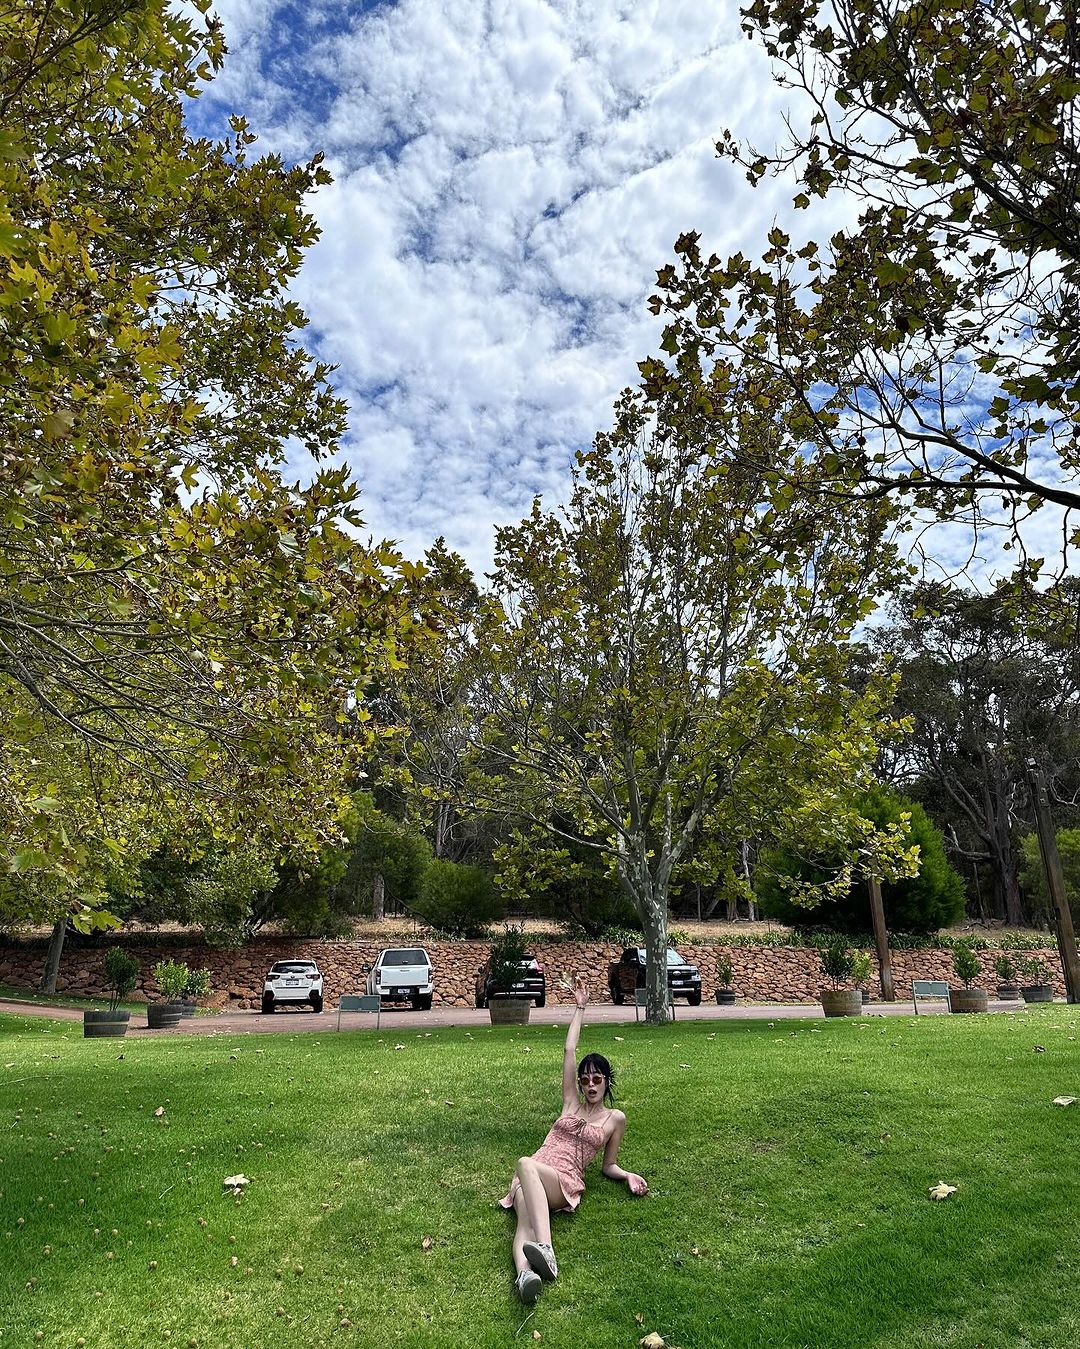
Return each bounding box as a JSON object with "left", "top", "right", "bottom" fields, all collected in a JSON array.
[{"left": 499, "top": 1112, "right": 610, "bottom": 1213}]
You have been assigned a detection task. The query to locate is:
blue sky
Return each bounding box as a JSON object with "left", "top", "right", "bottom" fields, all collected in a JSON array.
[{"left": 190, "top": 0, "right": 1065, "bottom": 581}]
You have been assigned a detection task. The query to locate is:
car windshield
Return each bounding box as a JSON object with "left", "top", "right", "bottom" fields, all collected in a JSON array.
[
  {"left": 382, "top": 948, "right": 428, "bottom": 964},
  {"left": 632, "top": 949, "right": 686, "bottom": 965},
  {"left": 272, "top": 962, "right": 316, "bottom": 974}
]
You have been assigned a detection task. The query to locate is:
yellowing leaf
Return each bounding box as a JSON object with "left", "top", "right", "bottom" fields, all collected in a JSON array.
[{"left": 928, "top": 1181, "right": 957, "bottom": 1201}]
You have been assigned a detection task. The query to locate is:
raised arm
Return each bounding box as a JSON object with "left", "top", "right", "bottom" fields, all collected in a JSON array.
[{"left": 561, "top": 976, "right": 588, "bottom": 1110}]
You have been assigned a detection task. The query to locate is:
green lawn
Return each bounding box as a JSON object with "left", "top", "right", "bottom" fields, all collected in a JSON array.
[{"left": 2, "top": 1009, "right": 1079, "bottom": 1349}]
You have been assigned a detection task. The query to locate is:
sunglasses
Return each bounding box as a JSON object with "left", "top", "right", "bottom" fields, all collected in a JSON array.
[{"left": 578, "top": 1072, "right": 606, "bottom": 1087}]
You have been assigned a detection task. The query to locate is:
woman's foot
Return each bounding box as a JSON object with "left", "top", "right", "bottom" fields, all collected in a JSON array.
[
  {"left": 515, "top": 1268, "right": 542, "bottom": 1304},
  {"left": 522, "top": 1240, "right": 558, "bottom": 1281}
]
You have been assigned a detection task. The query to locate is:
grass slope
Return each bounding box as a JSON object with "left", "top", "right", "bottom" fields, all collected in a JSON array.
[{"left": 1, "top": 1010, "right": 1079, "bottom": 1348}]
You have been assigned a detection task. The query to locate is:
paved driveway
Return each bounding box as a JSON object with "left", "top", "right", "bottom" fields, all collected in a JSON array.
[{"left": 0, "top": 995, "right": 1029, "bottom": 1036}]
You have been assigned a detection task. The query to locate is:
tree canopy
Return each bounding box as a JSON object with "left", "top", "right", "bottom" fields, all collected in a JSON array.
[
  {"left": 646, "top": 0, "right": 1080, "bottom": 568},
  {"left": 0, "top": 0, "right": 422, "bottom": 925}
]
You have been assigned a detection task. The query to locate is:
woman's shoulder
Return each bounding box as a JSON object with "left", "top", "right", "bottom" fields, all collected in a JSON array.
[{"left": 604, "top": 1107, "right": 627, "bottom": 1134}]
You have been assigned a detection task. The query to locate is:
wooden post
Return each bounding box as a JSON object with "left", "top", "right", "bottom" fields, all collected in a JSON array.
[
  {"left": 1027, "top": 760, "right": 1080, "bottom": 1004},
  {"left": 867, "top": 874, "right": 895, "bottom": 1001}
]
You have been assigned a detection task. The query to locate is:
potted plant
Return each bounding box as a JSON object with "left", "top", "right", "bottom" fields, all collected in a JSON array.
[
  {"left": 180, "top": 967, "right": 212, "bottom": 1018},
  {"left": 148, "top": 959, "right": 190, "bottom": 1029},
  {"left": 949, "top": 940, "right": 988, "bottom": 1012},
  {"left": 818, "top": 941, "right": 861, "bottom": 1017},
  {"left": 85, "top": 948, "right": 140, "bottom": 1038},
  {"left": 851, "top": 950, "right": 874, "bottom": 1005},
  {"left": 1020, "top": 957, "right": 1055, "bottom": 1004},
  {"left": 993, "top": 952, "right": 1020, "bottom": 1001},
  {"left": 714, "top": 952, "right": 737, "bottom": 1005},
  {"left": 486, "top": 926, "right": 532, "bottom": 1025}
]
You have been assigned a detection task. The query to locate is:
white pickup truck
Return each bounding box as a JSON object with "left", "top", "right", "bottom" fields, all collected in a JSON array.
[{"left": 365, "top": 947, "right": 434, "bottom": 1010}]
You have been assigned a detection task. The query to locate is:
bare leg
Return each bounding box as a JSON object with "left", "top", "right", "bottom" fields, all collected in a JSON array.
[
  {"left": 514, "top": 1156, "right": 565, "bottom": 1250},
  {"left": 511, "top": 1188, "right": 534, "bottom": 1275}
]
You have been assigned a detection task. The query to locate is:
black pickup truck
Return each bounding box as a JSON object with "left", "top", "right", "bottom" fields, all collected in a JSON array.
[{"left": 607, "top": 947, "right": 702, "bottom": 1005}]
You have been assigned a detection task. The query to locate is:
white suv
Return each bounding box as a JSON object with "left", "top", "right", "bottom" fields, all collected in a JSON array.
[{"left": 261, "top": 960, "right": 324, "bottom": 1014}]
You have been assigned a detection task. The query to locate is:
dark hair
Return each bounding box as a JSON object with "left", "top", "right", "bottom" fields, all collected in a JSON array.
[{"left": 578, "top": 1052, "right": 615, "bottom": 1105}]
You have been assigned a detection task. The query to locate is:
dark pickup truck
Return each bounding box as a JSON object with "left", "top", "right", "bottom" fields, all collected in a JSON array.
[{"left": 607, "top": 947, "right": 702, "bottom": 1005}]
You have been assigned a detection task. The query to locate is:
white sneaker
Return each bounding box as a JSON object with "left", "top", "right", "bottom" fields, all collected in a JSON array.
[
  {"left": 516, "top": 1268, "right": 542, "bottom": 1303},
  {"left": 523, "top": 1240, "right": 558, "bottom": 1281}
]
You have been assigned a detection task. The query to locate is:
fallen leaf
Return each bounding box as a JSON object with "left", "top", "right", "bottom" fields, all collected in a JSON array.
[
  {"left": 614, "top": 1036, "right": 624, "bottom": 1042},
  {"left": 690, "top": 1247, "right": 702, "bottom": 1257},
  {"left": 394, "top": 1044, "right": 405, "bottom": 1051},
  {"left": 679, "top": 1063, "right": 691, "bottom": 1069},
  {"left": 154, "top": 1107, "right": 165, "bottom": 1118},
  {"left": 1052, "top": 1096, "right": 1077, "bottom": 1107},
  {"left": 640, "top": 1334, "right": 667, "bottom": 1349},
  {"left": 222, "top": 1175, "right": 250, "bottom": 1194},
  {"left": 1034, "top": 1045, "right": 1046, "bottom": 1053},
  {"left": 533, "top": 1333, "right": 542, "bottom": 1341},
  {"left": 420, "top": 1235, "right": 433, "bottom": 1252},
  {"left": 928, "top": 1181, "right": 957, "bottom": 1201},
  {"left": 634, "top": 1313, "right": 645, "bottom": 1326}
]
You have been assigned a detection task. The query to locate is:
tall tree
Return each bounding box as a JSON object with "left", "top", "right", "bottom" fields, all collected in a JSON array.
[
  {"left": 476, "top": 390, "right": 912, "bottom": 1022},
  {"left": 874, "top": 579, "right": 1080, "bottom": 923},
  {"left": 646, "top": 0, "right": 1080, "bottom": 564},
  {"left": 0, "top": 1, "right": 419, "bottom": 926}
]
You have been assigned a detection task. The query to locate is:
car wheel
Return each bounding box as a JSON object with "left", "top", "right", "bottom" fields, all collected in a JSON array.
[
  {"left": 310, "top": 993, "right": 323, "bottom": 1013},
  {"left": 610, "top": 985, "right": 624, "bottom": 1005},
  {"left": 687, "top": 991, "right": 701, "bottom": 1006},
  {"left": 261, "top": 996, "right": 274, "bottom": 1014},
  {"left": 536, "top": 994, "right": 546, "bottom": 1008},
  {"left": 420, "top": 993, "right": 433, "bottom": 1011},
  {"left": 475, "top": 991, "right": 485, "bottom": 1008}
]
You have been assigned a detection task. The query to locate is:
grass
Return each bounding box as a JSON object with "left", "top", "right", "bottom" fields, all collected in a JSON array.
[
  {"left": 2, "top": 1010, "right": 1080, "bottom": 1349},
  {"left": 0, "top": 984, "right": 147, "bottom": 1015}
]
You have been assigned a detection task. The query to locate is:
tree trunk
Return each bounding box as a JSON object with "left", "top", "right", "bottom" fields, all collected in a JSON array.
[
  {"left": 372, "top": 872, "right": 385, "bottom": 922},
  {"left": 39, "top": 919, "right": 68, "bottom": 995},
  {"left": 866, "top": 875, "right": 895, "bottom": 1001}
]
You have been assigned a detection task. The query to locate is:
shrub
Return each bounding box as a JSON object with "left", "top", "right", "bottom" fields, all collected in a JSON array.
[
  {"left": 951, "top": 941, "right": 981, "bottom": 988},
  {"left": 183, "top": 968, "right": 212, "bottom": 1002},
  {"left": 414, "top": 859, "right": 502, "bottom": 937},
  {"left": 488, "top": 925, "right": 530, "bottom": 993},
  {"left": 757, "top": 787, "right": 965, "bottom": 934},
  {"left": 993, "top": 953, "right": 1018, "bottom": 984},
  {"left": 819, "top": 941, "right": 854, "bottom": 989},
  {"left": 152, "top": 959, "right": 190, "bottom": 1002},
  {"left": 1021, "top": 957, "right": 1053, "bottom": 986},
  {"left": 716, "top": 953, "right": 734, "bottom": 987},
  {"left": 102, "top": 948, "right": 139, "bottom": 1013},
  {"left": 851, "top": 951, "right": 873, "bottom": 989}
]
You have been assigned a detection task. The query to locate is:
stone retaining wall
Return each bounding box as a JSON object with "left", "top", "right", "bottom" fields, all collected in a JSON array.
[{"left": 0, "top": 933, "right": 1066, "bottom": 1007}]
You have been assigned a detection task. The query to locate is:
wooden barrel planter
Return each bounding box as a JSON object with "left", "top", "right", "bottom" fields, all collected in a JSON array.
[
  {"left": 715, "top": 988, "right": 737, "bottom": 1006},
  {"left": 1021, "top": 984, "right": 1054, "bottom": 1004},
  {"left": 995, "top": 984, "right": 1020, "bottom": 1001},
  {"left": 488, "top": 998, "right": 530, "bottom": 1026},
  {"left": 819, "top": 989, "right": 862, "bottom": 1018},
  {"left": 950, "top": 987, "right": 988, "bottom": 1014},
  {"left": 147, "top": 1002, "right": 184, "bottom": 1030},
  {"left": 83, "top": 1010, "right": 131, "bottom": 1039}
]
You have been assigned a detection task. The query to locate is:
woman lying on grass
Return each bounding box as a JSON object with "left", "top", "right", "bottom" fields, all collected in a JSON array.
[{"left": 498, "top": 975, "right": 648, "bottom": 1303}]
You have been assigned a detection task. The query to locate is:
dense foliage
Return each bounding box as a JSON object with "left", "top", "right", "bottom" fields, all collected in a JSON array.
[
  {"left": 757, "top": 787, "right": 965, "bottom": 933},
  {"left": 0, "top": 0, "right": 419, "bottom": 928}
]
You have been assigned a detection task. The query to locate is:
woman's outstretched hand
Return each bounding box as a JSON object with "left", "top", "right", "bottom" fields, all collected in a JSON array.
[
  {"left": 573, "top": 976, "right": 589, "bottom": 1009},
  {"left": 626, "top": 1173, "right": 648, "bottom": 1196}
]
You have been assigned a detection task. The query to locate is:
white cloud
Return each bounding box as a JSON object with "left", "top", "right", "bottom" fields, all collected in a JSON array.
[{"left": 196, "top": 0, "right": 1053, "bottom": 583}]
